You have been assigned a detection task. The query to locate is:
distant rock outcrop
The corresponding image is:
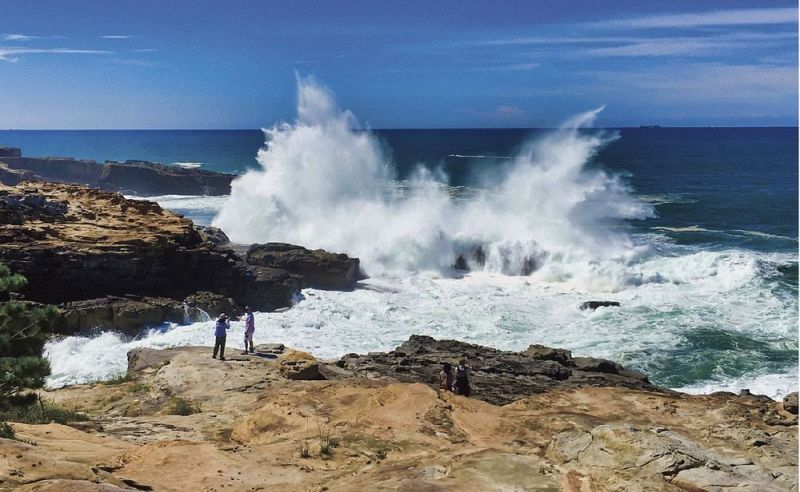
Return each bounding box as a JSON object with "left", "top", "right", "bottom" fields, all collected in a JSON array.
[{"left": 0, "top": 147, "right": 234, "bottom": 195}]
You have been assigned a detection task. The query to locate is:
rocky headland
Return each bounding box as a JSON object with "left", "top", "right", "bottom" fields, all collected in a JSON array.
[
  {"left": 0, "top": 180, "right": 362, "bottom": 334},
  {"left": 1, "top": 336, "right": 797, "bottom": 491},
  {"left": 0, "top": 146, "right": 234, "bottom": 196}
]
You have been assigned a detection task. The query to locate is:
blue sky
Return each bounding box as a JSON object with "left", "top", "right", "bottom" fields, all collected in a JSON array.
[{"left": 1, "top": 0, "right": 797, "bottom": 128}]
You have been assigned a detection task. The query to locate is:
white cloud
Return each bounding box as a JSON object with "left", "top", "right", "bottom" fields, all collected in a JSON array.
[
  {"left": 592, "top": 7, "right": 797, "bottom": 29},
  {"left": 133, "top": 48, "right": 158, "bottom": 53},
  {"left": 0, "top": 47, "right": 111, "bottom": 62},
  {"left": 3, "top": 34, "right": 39, "bottom": 41},
  {"left": 100, "top": 35, "right": 134, "bottom": 39}
]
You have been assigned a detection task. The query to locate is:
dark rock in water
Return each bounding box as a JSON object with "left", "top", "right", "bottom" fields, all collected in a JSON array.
[
  {"left": 332, "top": 335, "right": 662, "bottom": 406},
  {"left": 183, "top": 291, "right": 237, "bottom": 319},
  {"left": 782, "top": 392, "right": 798, "bottom": 415},
  {"left": 55, "top": 295, "right": 185, "bottom": 335},
  {"left": 579, "top": 301, "right": 621, "bottom": 310},
  {"left": 454, "top": 255, "right": 469, "bottom": 271},
  {"left": 246, "top": 243, "right": 363, "bottom": 290},
  {"left": 196, "top": 226, "right": 231, "bottom": 248},
  {"left": 0, "top": 147, "right": 234, "bottom": 195},
  {"left": 0, "top": 147, "right": 21, "bottom": 158}
]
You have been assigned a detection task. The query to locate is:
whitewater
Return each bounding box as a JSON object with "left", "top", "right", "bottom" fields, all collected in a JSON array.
[{"left": 45, "top": 77, "right": 798, "bottom": 399}]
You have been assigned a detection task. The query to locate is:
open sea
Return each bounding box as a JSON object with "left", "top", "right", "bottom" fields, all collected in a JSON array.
[{"left": 3, "top": 112, "right": 797, "bottom": 399}]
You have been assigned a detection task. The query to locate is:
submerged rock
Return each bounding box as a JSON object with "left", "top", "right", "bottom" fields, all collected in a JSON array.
[{"left": 579, "top": 300, "right": 621, "bottom": 310}]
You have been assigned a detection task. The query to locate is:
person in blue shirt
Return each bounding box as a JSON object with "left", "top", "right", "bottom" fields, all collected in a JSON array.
[
  {"left": 241, "top": 306, "right": 255, "bottom": 354},
  {"left": 213, "top": 313, "right": 230, "bottom": 361}
]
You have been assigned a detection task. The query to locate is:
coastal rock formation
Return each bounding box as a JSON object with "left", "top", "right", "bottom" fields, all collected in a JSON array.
[
  {"left": 0, "top": 147, "right": 235, "bottom": 196},
  {"left": 247, "top": 243, "right": 363, "bottom": 289},
  {"left": 2, "top": 339, "right": 794, "bottom": 491},
  {"left": 55, "top": 296, "right": 186, "bottom": 335},
  {"left": 579, "top": 300, "right": 621, "bottom": 310},
  {"left": 335, "top": 335, "right": 656, "bottom": 405},
  {"left": 0, "top": 182, "right": 297, "bottom": 317}
]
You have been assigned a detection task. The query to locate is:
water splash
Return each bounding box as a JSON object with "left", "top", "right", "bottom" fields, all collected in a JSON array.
[{"left": 213, "top": 77, "right": 653, "bottom": 280}]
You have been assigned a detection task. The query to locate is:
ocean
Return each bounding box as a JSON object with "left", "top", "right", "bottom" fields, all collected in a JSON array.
[{"left": 5, "top": 94, "right": 797, "bottom": 399}]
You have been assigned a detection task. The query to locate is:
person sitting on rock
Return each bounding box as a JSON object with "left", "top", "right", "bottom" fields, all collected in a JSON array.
[
  {"left": 439, "top": 362, "right": 454, "bottom": 392},
  {"left": 452, "top": 359, "right": 471, "bottom": 397},
  {"left": 213, "top": 313, "right": 230, "bottom": 361},
  {"left": 241, "top": 306, "right": 255, "bottom": 355}
]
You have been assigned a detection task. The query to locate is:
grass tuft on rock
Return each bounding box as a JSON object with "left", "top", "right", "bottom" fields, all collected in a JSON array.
[
  {"left": 103, "top": 371, "right": 136, "bottom": 385},
  {"left": 168, "top": 397, "right": 202, "bottom": 416},
  {"left": 0, "top": 421, "right": 14, "bottom": 439},
  {"left": 0, "top": 397, "right": 88, "bottom": 424}
]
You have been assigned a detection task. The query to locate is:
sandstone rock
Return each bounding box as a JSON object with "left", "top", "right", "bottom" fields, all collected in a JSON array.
[
  {"left": 279, "top": 350, "right": 323, "bottom": 380},
  {"left": 782, "top": 392, "right": 798, "bottom": 415},
  {"left": 127, "top": 347, "right": 184, "bottom": 373},
  {"left": 334, "top": 335, "right": 660, "bottom": 405},
  {"left": 579, "top": 300, "right": 621, "bottom": 310},
  {"left": 55, "top": 296, "right": 185, "bottom": 335},
  {"left": 246, "top": 243, "right": 363, "bottom": 290},
  {"left": 0, "top": 182, "right": 297, "bottom": 312},
  {"left": 547, "top": 424, "right": 788, "bottom": 491}
]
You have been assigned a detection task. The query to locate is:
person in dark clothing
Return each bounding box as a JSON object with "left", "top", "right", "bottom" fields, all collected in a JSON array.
[
  {"left": 439, "top": 362, "right": 454, "bottom": 392},
  {"left": 453, "top": 358, "right": 471, "bottom": 397},
  {"left": 212, "top": 313, "right": 230, "bottom": 361}
]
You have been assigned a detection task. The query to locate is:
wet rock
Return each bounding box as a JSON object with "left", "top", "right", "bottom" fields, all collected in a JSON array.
[
  {"left": 195, "top": 226, "right": 231, "bottom": 248},
  {"left": 579, "top": 300, "right": 620, "bottom": 310},
  {"left": 183, "top": 291, "right": 237, "bottom": 319},
  {"left": 55, "top": 296, "right": 184, "bottom": 335},
  {"left": 333, "top": 335, "right": 661, "bottom": 405},
  {"left": 0, "top": 146, "right": 22, "bottom": 158},
  {"left": 246, "top": 243, "right": 363, "bottom": 290}
]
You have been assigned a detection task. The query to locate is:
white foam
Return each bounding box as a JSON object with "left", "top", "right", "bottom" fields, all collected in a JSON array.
[{"left": 173, "top": 162, "right": 203, "bottom": 169}]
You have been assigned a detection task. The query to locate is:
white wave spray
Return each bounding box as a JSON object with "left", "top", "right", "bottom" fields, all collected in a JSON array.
[{"left": 213, "top": 77, "right": 653, "bottom": 281}]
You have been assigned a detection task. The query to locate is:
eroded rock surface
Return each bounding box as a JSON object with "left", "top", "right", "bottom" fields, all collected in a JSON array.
[
  {"left": 335, "top": 335, "right": 658, "bottom": 405},
  {"left": 247, "top": 242, "right": 363, "bottom": 290}
]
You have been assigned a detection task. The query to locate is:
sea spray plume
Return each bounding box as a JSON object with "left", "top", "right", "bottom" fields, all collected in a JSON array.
[{"left": 213, "top": 77, "right": 653, "bottom": 279}]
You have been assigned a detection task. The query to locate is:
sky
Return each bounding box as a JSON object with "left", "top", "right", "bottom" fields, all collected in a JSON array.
[{"left": 1, "top": 0, "right": 797, "bottom": 129}]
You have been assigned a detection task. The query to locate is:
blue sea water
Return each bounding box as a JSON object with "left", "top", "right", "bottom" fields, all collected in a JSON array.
[{"left": 8, "top": 128, "right": 797, "bottom": 396}]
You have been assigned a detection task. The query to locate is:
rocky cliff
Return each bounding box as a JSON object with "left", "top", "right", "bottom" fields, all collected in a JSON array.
[
  {"left": 1, "top": 336, "right": 796, "bottom": 491},
  {"left": 0, "top": 181, "right": 361, "bottom": 332},
  {"left": 0, "top": 147, "right": 234, "bottom": 196}
]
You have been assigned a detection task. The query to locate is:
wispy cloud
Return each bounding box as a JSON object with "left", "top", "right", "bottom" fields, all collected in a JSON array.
[
  {"left": 100, "top": 35, "right": 134, "bottom": 39},
  {"left": 133, "top": 48, "right": 158, "bottom": 53},
  {"left": 592, "top": 7, "right": 797, "bottom": 29},
  {"left": 3, "top": 33, "right": 39, "bottom": 41},
  {"left": 0, "top": 47, "right": 111, "bottom": 62}
]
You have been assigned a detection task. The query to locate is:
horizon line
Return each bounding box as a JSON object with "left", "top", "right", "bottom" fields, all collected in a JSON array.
[{"left": 1, "top": 125, "right": 797, "bottom": 131}]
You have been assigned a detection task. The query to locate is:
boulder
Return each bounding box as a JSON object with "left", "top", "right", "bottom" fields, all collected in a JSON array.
[
  {"left": 279, "top": 350, "right": 323, "bottom": 380},
  {"left": 246, "top": 243, "right": 363, "bottom": 290},
  {"left": 196, "top": 225, "right": 231, "bottom": 248},
  {"left": 579, "top": 300, "right": 620, "bottom": 310},
  {"left": 782, "top": 392, "right": 798, "bottom": 415},
  {"left": 523, "top": 344, "right": 572, "bottom": 365}
]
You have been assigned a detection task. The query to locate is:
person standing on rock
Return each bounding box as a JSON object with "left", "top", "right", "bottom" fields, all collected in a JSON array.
[
  {"left": 242, "top": 306, "right": 255, "bottom": 355},
  {"left": 213, "top": 313, "right": 230, "bottom": 361},
  {"left": 439, "top": 362, "right": 455, "bottom": 392},
  {"left": 453, "top": 358, "right": 471, "bottom": 397}
]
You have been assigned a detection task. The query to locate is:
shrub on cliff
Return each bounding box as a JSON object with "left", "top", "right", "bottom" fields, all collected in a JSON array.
[{"left": 0, "top": 263, "right": 55, "bottom": 400}]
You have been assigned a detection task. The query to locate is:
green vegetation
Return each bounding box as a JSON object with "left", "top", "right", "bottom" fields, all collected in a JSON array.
[
  {"left": 0, "top": 264, "right": 63, "bottom": 439},
  {"left": 0, "top": 421, "right": 14, "bottom": 439},
  {"left": 0, "top": 397, "right": 87, "bottom": 424},
  {"left": 168, "top": 397, "right": 202, "bottom": 416},
  {"left": 296, "top": 439, "right": 311, "bottom": 458},
  {"left": 318, "top": 424, "right": 337, "bottom": 458},
  {"left": 103, "top": 371, "right": 136, "bottom": 385}
]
